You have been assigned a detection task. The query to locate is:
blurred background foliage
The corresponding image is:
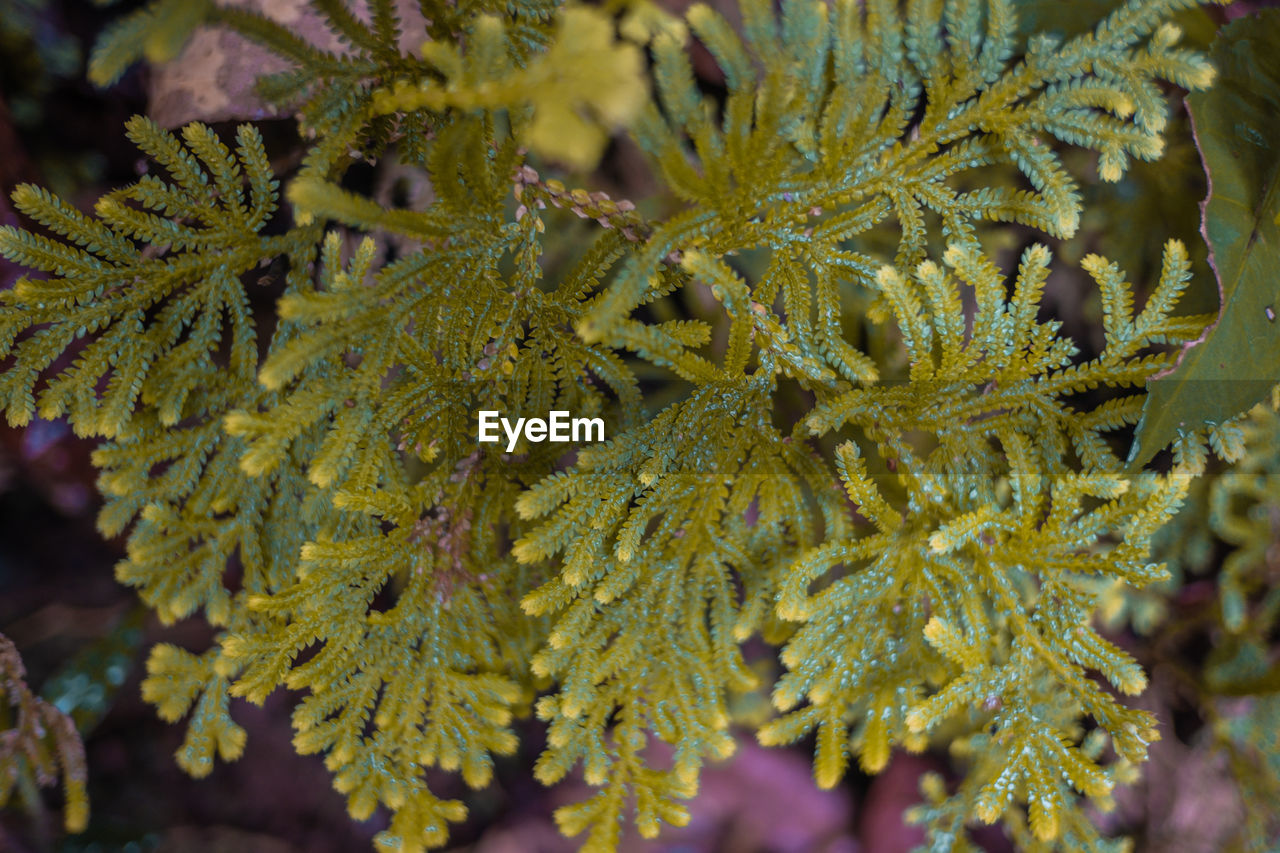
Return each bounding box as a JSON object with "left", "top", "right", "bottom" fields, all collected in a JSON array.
[{"left": 2, "top": 0, "right": 1280, "bottom": 851}]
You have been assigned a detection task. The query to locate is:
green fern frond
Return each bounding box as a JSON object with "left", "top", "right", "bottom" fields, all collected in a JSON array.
[
  {"left": 0, "top": 0, "right": 1246, "bottom": 849},
  {"left": 0, "top": 118, "right": 300, "bottom": 437}
]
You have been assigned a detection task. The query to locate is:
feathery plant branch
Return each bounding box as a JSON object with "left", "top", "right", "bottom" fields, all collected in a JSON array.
[
  {"left": 0, "top": 634, "right": 89, "bottom": 834},
  {"left": 0, "top": 0, "right": 1247, "bottom": 849}
]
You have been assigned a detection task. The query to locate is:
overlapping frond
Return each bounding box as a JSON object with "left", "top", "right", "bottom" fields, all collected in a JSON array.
[
  {"left": 583, "top": 0, "right": 1222, "bottom": 365},
  {"left": 515, "top": 377, "right": 846, "bottom": 841},
  {"left": 0, "top": 0, "right": 1239, "bottom": 849},
  {"left": 759, "top": 242, "right": 1204, "bottom": 843},
  {"left": 0, "top": 118, "right": 294, "bottom": 437}
]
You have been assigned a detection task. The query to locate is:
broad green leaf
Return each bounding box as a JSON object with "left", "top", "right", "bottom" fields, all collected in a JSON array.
[{"left": 1129, "top": 11, "right": 1280, "bottom": 469}]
